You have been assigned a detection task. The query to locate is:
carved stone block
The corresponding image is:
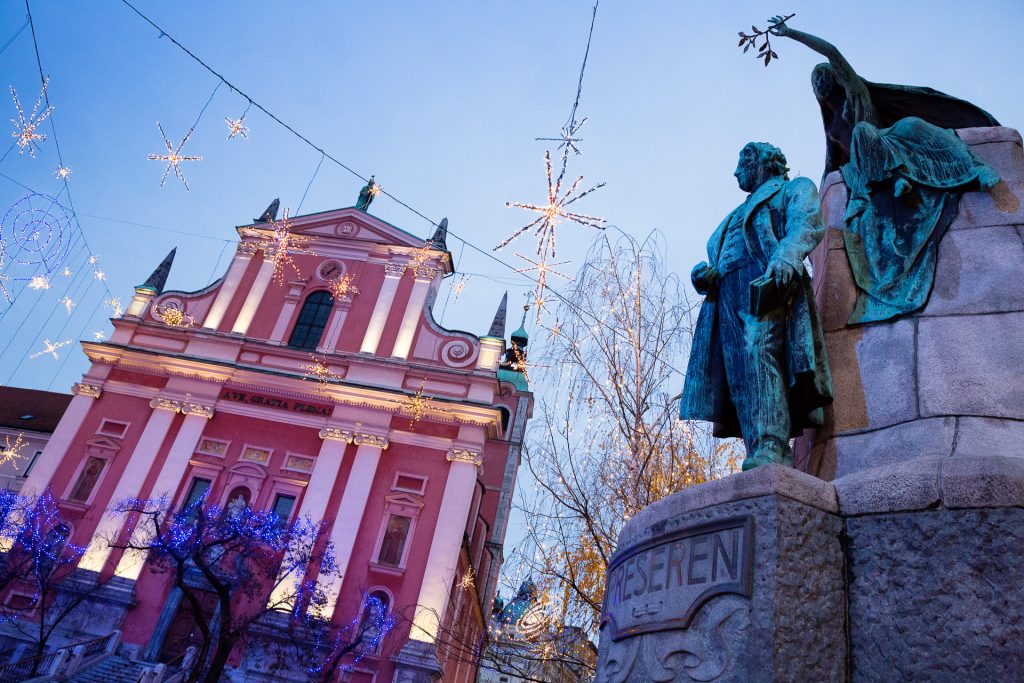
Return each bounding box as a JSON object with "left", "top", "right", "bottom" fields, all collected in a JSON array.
[{"left": 596, "top": 465, "right": 845, "bottom": 682}]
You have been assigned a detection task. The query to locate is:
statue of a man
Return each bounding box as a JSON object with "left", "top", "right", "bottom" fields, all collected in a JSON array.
[
  {"left": 680, "top": 143, "right": 833, "bottom": 470},
  {"left": 356, "top": 175, "right": 379, "bottom": 212}
]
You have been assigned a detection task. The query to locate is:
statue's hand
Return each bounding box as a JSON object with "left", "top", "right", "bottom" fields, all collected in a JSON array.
[
  {"left": 767, "top": 16, "right": 792, "bottom": 37},
  {"left": 765, "top": 258, "right": 796, "bottom": 289},
  {"left": 691, "top": 261, "right": 719, "bottom": 296}
]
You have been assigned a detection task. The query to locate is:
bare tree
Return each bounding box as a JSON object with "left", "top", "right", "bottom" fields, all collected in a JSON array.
[{"left": 508, "top": 232, "right": 738, "bottom": 675}]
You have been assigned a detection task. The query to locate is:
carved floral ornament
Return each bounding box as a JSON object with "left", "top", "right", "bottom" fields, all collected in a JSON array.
[
  {"left": 317, "top": 427, "right": 389, "bottom": 450},
  {"left": 447, "top": 448, "right": 483, "bottom": 468},
  {"left": 383, "top": 263, "right": 406, "bottom": 278},
  {"left": 148, "top": 396, "right": 215, "bottom": 418},
  {"left": 71, "top": 382, "right": 102, "bottom": 398}
]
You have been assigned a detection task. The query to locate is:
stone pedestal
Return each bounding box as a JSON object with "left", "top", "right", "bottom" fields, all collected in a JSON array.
[
  {"left": 596, "top": 465, "right": 846, "bottom": 682},
  {"left": 797, "top": 126, "right": 1024, "bottom": 480}
]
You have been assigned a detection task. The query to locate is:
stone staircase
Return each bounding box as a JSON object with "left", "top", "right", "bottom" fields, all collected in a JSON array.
[{"left": 70, "top": 654, "right": 152, "bottom": 682}]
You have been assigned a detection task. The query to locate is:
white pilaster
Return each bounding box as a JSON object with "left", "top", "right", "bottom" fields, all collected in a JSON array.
[
  {"left": 269, "top": 281, "right": 306, "bottom": 343},
  {"left": 317, "top": 294, "right": 355, "bottom": 353},
  {"left": 359, "top": 264, "right": 405, "bottom": 355},
  {"left": 267, "top": 426, "right": 352, "bottom": 610},
  {"left": 113, "top": 401, "right": 214, "bottom": 580},
  {"left": 21, "top": 383, "right": 101, "bottom": 498},
  {"left": 78, "top": 397, "right": 182, "bottom": 574},
  {"left": 203, "top": 247, "right": 255, "bottom": 330},
  {"left": 391, "top": 271, "right": 434, "bottom": 360},
  {"left": 231, "top": 257, "right": 277, "bottom": 336},
  {"left": 313, "top": 431, "right": 389, "bottom": 619},
  {"left": 409, "top": 447, "right": 482, "bottom": 642}
]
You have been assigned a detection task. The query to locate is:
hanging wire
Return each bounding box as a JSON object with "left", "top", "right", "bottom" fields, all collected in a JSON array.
[
  {"left": 0, "top": 19, "right": 29, "bottom": 57},
  {"left": 296, "top": 152, "right": 326, "bottom": 215}
]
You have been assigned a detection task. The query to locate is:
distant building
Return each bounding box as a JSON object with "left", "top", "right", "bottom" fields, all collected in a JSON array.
[
  {"left": 0, "top": 387, "right": 72, "bottom": 491},
  {"left": 479, "top": 580, "right": 596, "bottom": 683},
  {"left": 15, "top": 201, "right": 533, "bottom": 681}
]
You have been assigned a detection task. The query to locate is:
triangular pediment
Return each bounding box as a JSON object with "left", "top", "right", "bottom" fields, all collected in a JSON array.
[
  {"left": 238, "top": 207, "right": 428, "bottom": 249},
  {"left": 84, "top": 436, "right": 122, "bottom": 453},
  {"left": 383, "top": 492, "right": 424, "bottom": 509}
]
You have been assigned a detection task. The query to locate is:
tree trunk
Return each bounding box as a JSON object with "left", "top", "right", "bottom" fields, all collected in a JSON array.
[{"left": 203, "top": 634, "right": 236, "bottom": 683}]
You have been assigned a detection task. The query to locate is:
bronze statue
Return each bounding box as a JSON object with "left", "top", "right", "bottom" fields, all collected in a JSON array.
[{"left": 680, "top": 143, "right": 832, "bottom": 470}]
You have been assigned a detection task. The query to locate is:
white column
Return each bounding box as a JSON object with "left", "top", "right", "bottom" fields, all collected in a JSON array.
[
  {"left": 317, "top": 295, "right": 355, "bottom": 353},
  {"left": 231, "top": 257, "right": 277, "bottom": 336},
  {"left": 203, "top": 248, "right": 254, "bottom": 330},
  {"left": 391, "top": 271, "right": 434, "bottom": 360},
  {"left": 313, "top": 431, "right": 388, "bottom": 619},
  {"left": 409, "top": 447, "right": 482, "bottom": 642},
  {"left": 78, "top": 397, "right": 182, "bottom": 574},
  {"left": 267, "top": 426, "right": 351, "bottom": 610},
  {"left": 21, "top": 383, "right": 100, "bottom": 498},
  {"left": 359, "top": 264, "right": 405, "bottom": 355},
  {"left": 269, "top": 282, "right": 305, "bottom": 343},
  {"left": 113, "top": 401, "right": 214, "bottom": 580}
]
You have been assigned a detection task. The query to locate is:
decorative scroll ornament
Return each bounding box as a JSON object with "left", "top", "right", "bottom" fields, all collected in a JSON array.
[
  {"left": 180, "top": 399, "right": 215, "bottom": 418},
  {"left": 153, "top": 301, "right": 195, "bottom": 328},
  {"left": 149, "top": 397, "right": 183, "bottom": 412},
  {"left": 447, "top": 448, "right": 483, "bottom": 468},
  {"left": 71, "top": 382, "right": 101, "bottom": 398},
  {"left": 353, "top": 432, "right": 390, "bottom": 450},
  {"left": 318, "top": 427, "right": 353, "bottom": 443}
]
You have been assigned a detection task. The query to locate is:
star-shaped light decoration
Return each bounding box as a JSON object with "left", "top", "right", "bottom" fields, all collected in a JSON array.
[
  {"left": 87, "top": 255, "right": 99, "bottom": 265},
  {"left": 329, "top": 273, "right": 360, "bottom": 301},
  {"left": 92, "top": 330, "right": 107, "bottom": 341},
  {"left": 225, "top": 115, "right": 248, "bottom": 140},
  {"left": 28, "top": 275, "right": 51, "bottom": 290},
  {"left": 105, "top": 297, "right": 123, "bottom": 317},
  {"left": 514, "top": 252, "right": 572, "bottom": 300},
  {"left": 452, "top": 274, "right": 468, "bottom": 300},
  {"left": 535, "top": 116, "right": 587, "bottom": 156},
  {"left": 505, "top": 342, "right": 547, "bottom": 384},
  {"left": 153, "top": 302, "right": 194, "bottom": 328},
  {"left": 496, "top": 149, "right": 605, "bottom": 259},
  {"left": 53, "top": 166, "right": 71, "bottom": 180},
  {"left": 458, "top": 568, "right": 475, "bottom": 591},
  {"left": 258, "top": 209, "right": 316, "bottom": 285},
  {"left": 147, "top": 122, "right": 203, "bottom": 190},
  {"left": 61, "top": 266, "right": 72, "bottom": 277},
  {"left": 406, "top": 243, "right": 437, "bottom": 279},
  {"left": 398, "top": 377, "right": 449, "bottom": 428},
  {"left": 299, "top": 354, "right": 342, "bottom": 395},
  {"left": 0, "top": 433, "right": 29, "bottom": 470},
  {"left": 58, "top": 296, "right": 74, "bottom": 315},
  {"left": 9, "top": 80, "right": 54, "bottom": 157},
  {"left": 93, "top": 269, "right": 106, "bottom": 281},
  {"left": 30, "top": 338, "right": 71, "bottom": 360}
]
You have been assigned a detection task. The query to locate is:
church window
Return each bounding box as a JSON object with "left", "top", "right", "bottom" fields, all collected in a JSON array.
[
  {"left": 181, "top": 478, "right": 212, "bottom": 513},
  {"left": 287, "top": 290, "right": 334, "bottom": 350},
  {"left": 271, "top": 493, "right": 296, "bottom": 521}
]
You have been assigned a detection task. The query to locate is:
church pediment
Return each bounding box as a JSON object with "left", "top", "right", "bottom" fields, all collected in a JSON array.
[{"left": 239, "top": 207, "right": 428, "bottom": 250}]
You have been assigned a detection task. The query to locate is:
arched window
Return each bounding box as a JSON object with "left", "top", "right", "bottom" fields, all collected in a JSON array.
[{"left": 287, "top": 291, "right": 334, "bottom": 350}]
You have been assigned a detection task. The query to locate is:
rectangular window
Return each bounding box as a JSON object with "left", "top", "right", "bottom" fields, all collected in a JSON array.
[
  {"left": 182, "top": 478, "right": 212, "bottom": 509},
  {"left": 393, "top": 473, "right": 427, "bottom": 495},
  {"left": 68, "top": 456, "right": 106, "bottom": 503},
  {"left": 377, "top": 514, "right": 412, "bottom": 567},
  {"left": 97, "top": 419, "right": 129, "bottom": 438},
  {"left": 22, "top": 451, "right": 42, "bottom": 478},
  {"left": 272, "top": 494, "right": 296, "bottom": 521}
]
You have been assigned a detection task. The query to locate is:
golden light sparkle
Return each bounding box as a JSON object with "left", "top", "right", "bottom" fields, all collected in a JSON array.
[
  {"left": 258, "top": 209, "right": 316, "bottom": 286},
  {"left": 0, "top": 433, "right": 29, "bottom": 470},
  {"left": 147, "top": 122, "right": 203, "bottom": 190}
]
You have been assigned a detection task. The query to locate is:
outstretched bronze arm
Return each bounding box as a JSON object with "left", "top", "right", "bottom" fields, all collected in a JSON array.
[{"left": 770, "top": 23, "right": 878, "bottom": 126}]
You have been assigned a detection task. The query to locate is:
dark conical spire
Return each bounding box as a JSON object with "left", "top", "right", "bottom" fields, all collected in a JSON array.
[
  {"left": 428, "top": 217, "right": 448, "bottom": 250},
  {"left": 255, "top": 198, "right": 280, "bottom": 223},
  {"left": 487, "top": 292, "right": 508, "bottom": 338},
  {"left": 140, "top": 248, "right": 176, "bottom": 294}
]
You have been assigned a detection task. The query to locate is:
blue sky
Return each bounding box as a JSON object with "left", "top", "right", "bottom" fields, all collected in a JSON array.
[{"left": 1, "top": 0, "right": 1021, "bottom": 393}]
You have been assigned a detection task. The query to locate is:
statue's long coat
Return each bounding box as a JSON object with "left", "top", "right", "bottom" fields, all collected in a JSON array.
[{"left": 680, "top": 176, "right": 833, "bottom": 438}]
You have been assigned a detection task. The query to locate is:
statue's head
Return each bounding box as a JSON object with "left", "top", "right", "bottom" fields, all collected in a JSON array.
[
  {"left": 811, "top": 63, "right": 838, "bottom": 99},
  {"left": 735, "top": 142, "right": 789, "bottom": 193}
]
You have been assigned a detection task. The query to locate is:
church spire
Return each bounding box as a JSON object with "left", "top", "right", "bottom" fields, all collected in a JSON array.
[
  {"left": 139, "top": 248, "right": 176, "bottom": 294},
  {"left": 486, "top": 292, "right": 508, "bottom": 339}
]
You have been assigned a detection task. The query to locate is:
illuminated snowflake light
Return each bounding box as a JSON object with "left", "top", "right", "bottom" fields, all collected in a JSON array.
[
  {"left": 28, "top": 275, "right": 50, "bottom": 290},
  {"left": 299, "top": 355, "right": 341, "bottom": 395},
  {"left": 0, "top": 433, "right": 28, "bottom": 470},
  {"left": 9, "top": 80, "right": 53, "bottom": 157},
  {"left": 153, "top": 302, "right": 194, "bottom": 328},
  {"left": 398, "top": 377, "right": 449, "bottom": 428},
  {"left": 258, "top": 210, "right": 316, "bottom": 285},
  {"left": 92, "top": 330, "right": 106, "bottom": 341},
  {"left": 536, "top": 116, "right": 587, "bottom": 156},
  {"left": 59, "top": 296, "right": 74, "bottom": 315},
  {"left": 452, "top": 274, "right": 468, "bottom": 300},
  {"left": 497, "top": 150, "right": 605, "bottom": 259},
  {"left": 329, "top": 273, "right": 360, "bottom": 300},
  {"left": 53, "top": 165, "right": 71, "bottom": 180},
  {"left": 30, "top": 338, "right": 71, "bottom": 360},
  {"left": 61, "top": 266, "right": 72, "bottom": 277},
  {"left": 105, "top": 297, "right": 123, "bottom": 317},
  {"left": 147, "top": 122, "right": 203, "bottom": 190},
  {"left": 225, "top": 115, "right": 248, "bottom": 140}
]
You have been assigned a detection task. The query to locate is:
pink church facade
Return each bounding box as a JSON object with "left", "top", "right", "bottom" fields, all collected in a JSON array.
[{"left": 20, "top": 202, "right": 532, "bottom": 681}]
